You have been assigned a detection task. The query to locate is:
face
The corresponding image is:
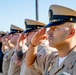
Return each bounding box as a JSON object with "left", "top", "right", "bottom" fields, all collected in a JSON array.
[
  {"left": 0, "top": 37, "right": 1, "bottom": 42},
  {"left": 47, "top": 23, "right": 71, "bottom": 48},
  {"left": 0, "top": 36, "right": 5, "bottom": 43},
  {"left": 26, "top": 30, "right": 38, "bottom": 46},
  {"left": 6, "top": 34, "right": 11, "bottom": 40},
  {"left": 10, "top": 33, "right": 20, "bottom": 45}
]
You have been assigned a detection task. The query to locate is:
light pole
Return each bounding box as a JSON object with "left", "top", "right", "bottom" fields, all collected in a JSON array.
[{"left": 36, "top": 0, "right": 38, "bottom": 21}]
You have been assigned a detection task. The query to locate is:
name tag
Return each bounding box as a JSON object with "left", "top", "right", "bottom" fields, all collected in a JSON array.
[{"left": 60, "top": 72, "right": 71, "bottom": 75}]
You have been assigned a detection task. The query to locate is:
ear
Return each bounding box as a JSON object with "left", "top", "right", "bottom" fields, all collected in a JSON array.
[{"left": 68, "top": 28, "right": 75, "bottom": 38}]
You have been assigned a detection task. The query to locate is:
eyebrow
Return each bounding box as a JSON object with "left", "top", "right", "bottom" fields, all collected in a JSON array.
[{"left": 51, "top": 26, "right": 58, "bottom": 29}]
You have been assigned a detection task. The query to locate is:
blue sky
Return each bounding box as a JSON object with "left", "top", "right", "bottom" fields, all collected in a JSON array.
[{"left": 0, "top": 0, "right": 76, "bottom": 32}]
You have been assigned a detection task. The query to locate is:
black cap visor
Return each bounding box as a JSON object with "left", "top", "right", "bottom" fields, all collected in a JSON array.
[
  {"left": 24, "top": 29, "right": 34, "bottom": 33},
  {"left": 8, "top": 31, "right": 17, "bottom": 35},
  {"left": 45, "top": 15, "right": 76, "bottom": 28},
  {"left": 44, "top": 21, "right": 65, "bottom": 28}
]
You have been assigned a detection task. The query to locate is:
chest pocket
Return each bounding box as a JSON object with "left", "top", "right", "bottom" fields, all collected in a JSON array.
[
  {"left": 3, "top": 51, "right": 9, "bottom": 61},
  {"left": 64, "top": 58, "right": 76, "bottom": 75},
  {"left": 44, "top": 52, "right": 58, "bottom": 75},
  {"left": 44, "top": 54, "right": 76, "bottom": 75}
]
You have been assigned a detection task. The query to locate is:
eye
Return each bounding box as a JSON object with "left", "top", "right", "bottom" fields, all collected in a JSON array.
[{"left": 50, "top": 27, "right": 58, "bottom": 31}]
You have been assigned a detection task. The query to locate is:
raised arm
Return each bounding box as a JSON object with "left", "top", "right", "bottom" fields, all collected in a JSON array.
[
  {"left": 14, "top": 33, "right": 27, "bottom": 65},
  {"left": 2, "top": 43, "right": 8, "bottom": 54},
  {"left": 1, "top": 37, "right": 8, "bottom": 54},
  {"left": 5, "top": 35, "right": 14, "bottom": 50},
  {"left": 25, "top": 28, "right": 47, "bottom": 67}
]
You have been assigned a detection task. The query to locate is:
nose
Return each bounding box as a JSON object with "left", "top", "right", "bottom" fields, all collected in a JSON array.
[
  {"left": 47, "top": 29, "right": 53, "bottom": 36},
  {"left": 8, "top": 35, "right": 11, "bottom": 39},
  {"left": 9, "top": 34, "right": 13, "bottom": 39}
]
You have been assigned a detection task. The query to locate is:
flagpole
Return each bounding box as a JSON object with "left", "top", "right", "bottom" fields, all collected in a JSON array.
[{"left": 36, "top": 0, "right": 38, "bottom": 21}]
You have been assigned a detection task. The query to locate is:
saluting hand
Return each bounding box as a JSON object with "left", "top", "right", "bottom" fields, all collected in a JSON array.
[
  {"left": 16, "top": 33, "right": 27, "bottom": 51},
  {"left": 17, "top": 33, "right": 26, "bottom": 43},
  {"left": 31, "top": 28, "right": 47, "bottom": 46}
]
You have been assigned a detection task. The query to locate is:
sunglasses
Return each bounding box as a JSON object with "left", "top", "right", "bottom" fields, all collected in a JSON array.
[
  {"left": 10, "top": 33, "right": 19, "bottom": 36},
  {"left": 26, "top": 29, "right": 39, "bottom": 36}
]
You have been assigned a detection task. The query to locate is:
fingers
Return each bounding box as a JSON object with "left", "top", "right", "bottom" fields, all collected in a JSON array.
[
  {"left": 39, "top": 35, "right": 47, "bottom": 44},
  {"left": 18, "top": 33, "right": 26, "bottom": 41},
  {"left": 34, "top": 28, "right": 46, "bottom": 38},
  {"left": 31, "top": 28, "right": 47, "bottom": 46},
  {"left": 42, "top": 35, "right": 48, "bottom": 40}
]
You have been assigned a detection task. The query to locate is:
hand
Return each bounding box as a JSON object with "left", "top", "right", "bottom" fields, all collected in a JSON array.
[
  {"left": 31, "top": 28, "right": 47, "bottom": 46},
  {"left": 4, "top": 35, "right": 10, "bottom": 44},
  {"left": 17, "top": 33, "right": 26, "bottom": 44},
  {"left": 16, "top": 33, "right": 27, "bottom": 50},
  {"left": 1, "top": 37, "right": 5, "bottom": 43},
  {"left": 14, "top": 53, "right": 22, "bottom": 66},
  {"left": 5, "top": 35, "right": 10, "bottom": 41}
]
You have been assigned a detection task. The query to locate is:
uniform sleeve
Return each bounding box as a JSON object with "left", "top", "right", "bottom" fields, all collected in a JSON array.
[
  {"left": 16, "top": 45, "right": 28, "bottom": 60},
  {"left": 37, "top": 45, "right": 53, "bottom": 55},
  {"left": 34, "top": 51, "right": 57, "bottom": 72},
  {"left": 73, "top": 62, "right": 76, "bottom": 75}
]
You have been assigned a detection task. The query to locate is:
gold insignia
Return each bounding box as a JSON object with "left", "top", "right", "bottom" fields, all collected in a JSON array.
[
  {"left": 18, "top": 31, "right": 20, "bottom": 33},
  {"left": 49, "top": 9, "right": 53, "bottom": 18},
  {"left": 48, "top": 64, "right": 52, "bottom": 72},
  {"left": 70, "top": 18, "right": 73, "bottom": 21},
  {"left": 37, "top": 26, "right": 40, "bottom": 29}
]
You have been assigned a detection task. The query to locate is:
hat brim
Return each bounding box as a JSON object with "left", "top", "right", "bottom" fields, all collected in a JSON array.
[
  {"left": 23, "top": 29, "right": 34, "bottom": 33},
  {"left": 0, "top": 34, "right": 5, "bottom": 37},
  {"left": 8, "top": 31, "right": 16, "bottom": 35},
  {"left": 44, "top": 21, "right": 65, "bottom": 28}
]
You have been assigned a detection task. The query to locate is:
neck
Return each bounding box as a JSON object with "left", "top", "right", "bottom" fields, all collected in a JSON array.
[
  {"left": 55, "top": 42, "right": 76, "bottom": 57},
  {"left": 13, "top": 42, "right": 17, "bottom": 46}
]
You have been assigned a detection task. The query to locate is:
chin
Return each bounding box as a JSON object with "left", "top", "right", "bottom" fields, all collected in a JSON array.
[
  {"left": 49, "top": 43, "right": 55, "bottom": 47},
  {"left": 10, "top": 41, "right": 13, "bottom": 44}
]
